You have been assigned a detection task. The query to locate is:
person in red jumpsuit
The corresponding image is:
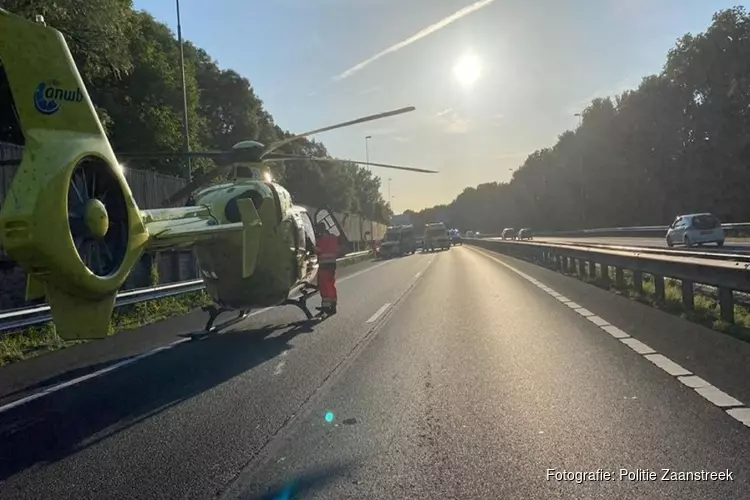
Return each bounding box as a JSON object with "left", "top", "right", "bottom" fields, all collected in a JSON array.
[{"left": 315, "top": 222, "right": 340, "bottom": 315}]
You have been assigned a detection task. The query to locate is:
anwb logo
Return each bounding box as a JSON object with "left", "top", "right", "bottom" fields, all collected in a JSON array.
[{"left": 34, "top": 81, "right": 83, "bottom": 115}]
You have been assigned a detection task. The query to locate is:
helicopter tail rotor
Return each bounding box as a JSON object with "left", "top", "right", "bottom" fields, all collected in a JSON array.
[{"left": 0, "top": 11, "right": 148, "bottom": 339}]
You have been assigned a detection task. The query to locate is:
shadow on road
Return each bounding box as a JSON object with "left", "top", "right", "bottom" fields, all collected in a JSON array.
[
  {"left": 0, "top": 318, "right": 328, "bottom": 481},
  {"left": 234, "top": 460, "right": 357, "bottom": 500}
]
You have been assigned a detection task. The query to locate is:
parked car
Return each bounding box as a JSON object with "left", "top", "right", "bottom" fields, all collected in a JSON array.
[
  {"left": 666, "top": 213, "right": 725, "bottom": 248},
  {"left": 518, "top": 228, "right": 533, "bottom": 240},
  {"left": 501, "top": 228, "right": 517, "bottom": 240}
]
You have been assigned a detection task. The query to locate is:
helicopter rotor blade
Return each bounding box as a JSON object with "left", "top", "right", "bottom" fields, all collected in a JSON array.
[
  {"left": 264, "top": 153, "right": 438, "bottom": 174},
  {"left": 261, "top": 106, "right": 415, "bottom": 158},
  {"left": 115, "top": 151, "right": 226, "bottom": 160},
  {"left": 160, "top": 165, "right": 232, "bottom": 206}
]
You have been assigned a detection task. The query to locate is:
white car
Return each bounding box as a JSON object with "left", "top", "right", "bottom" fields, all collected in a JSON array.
[{"left": 666, "top": 213, "right": 725, "bottom": 248}]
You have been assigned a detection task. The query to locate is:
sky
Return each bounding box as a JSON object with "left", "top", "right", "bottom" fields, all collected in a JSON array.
[{"left": 133, "top": 0, "right": 747, "bottom": 213}]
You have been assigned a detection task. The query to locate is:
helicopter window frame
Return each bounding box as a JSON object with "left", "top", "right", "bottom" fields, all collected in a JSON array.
[
  {"left": 265, "top": 183, "right": 284, "bottom": 224},
  {"left": 224, "top": 189, "right": 263, "bottom": 223},
  {"left": 289, "top": 211, "right": 305, "bottom": 252},
  {"left": 299, "top": 210, "right": 317, "bottom": 252}
]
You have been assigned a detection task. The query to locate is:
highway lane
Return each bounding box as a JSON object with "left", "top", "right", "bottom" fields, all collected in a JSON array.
[
  {"left": 225, "top": 246, "right": 750, "bottom": 499},
  {"left": 0, "top": 254, "right": 434, "bottom": 499},
  {"left": 2, "top": 247, "right": 750, "bottom": 499},
  {"left": 535, "top": 236, "right": 750, "bottom": 254}
]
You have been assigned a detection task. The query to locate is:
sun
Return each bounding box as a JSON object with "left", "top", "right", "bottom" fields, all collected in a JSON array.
[{"left": 453, "top": 53, "right": 482, "bottom": 87}]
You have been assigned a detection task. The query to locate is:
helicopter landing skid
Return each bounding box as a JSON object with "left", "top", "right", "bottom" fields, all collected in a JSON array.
[
  {"left": 202, "top": 306, "right": 250, "bottom": 333},
  {"left": 283, "top": 286, "right": 319, "bottom": 320}
]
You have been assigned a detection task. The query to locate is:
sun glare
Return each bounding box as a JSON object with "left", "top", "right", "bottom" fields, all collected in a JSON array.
[{"left": 453, "top": 53, "right": 482, "bottom": 87}]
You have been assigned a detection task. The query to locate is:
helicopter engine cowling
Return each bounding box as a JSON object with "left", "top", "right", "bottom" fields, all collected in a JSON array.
[{"left": 0, "top": 11, "right": 148, "bottom": 340}]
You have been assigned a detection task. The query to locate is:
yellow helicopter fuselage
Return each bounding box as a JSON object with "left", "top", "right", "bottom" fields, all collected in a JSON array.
[{"left": 178, "top": 176, "right": 319, "bottom": 309}]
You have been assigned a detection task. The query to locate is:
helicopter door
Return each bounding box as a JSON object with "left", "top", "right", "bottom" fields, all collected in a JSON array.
[
  {"left": 300, "top": 210, "right": 317, "bottom": 251},
  {"left": 314, "top": 207, "right": 341, "bottom": 237}
]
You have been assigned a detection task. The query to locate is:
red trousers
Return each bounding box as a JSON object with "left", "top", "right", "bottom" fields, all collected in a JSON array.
[{"left": 318, "top": 267, "right": 337, "bottom": 306}]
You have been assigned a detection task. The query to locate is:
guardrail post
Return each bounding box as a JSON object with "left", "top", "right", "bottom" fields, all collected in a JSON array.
[
  {"left": 171, "top": 251, "right": 182, "bottom": 282},
  {"left": 615, "top": 267, "right": 624, "bottom": 287},
  {"left": 681, "top": 280, "right": 694, "bottom": 310},
  {"left": 601, "top": 264, "right": 610, "bottom": 285},
  {"left": 588, "top": 261, "right": 596, "bottom": 280},
  {"left": 653, "top": 275, "right": 665, "bottom": 302},
  {"left": 718, "top": 287, "right": 734, "bottom": 323},
  {"left": 633, "top": 271, "right": 643, "bottom": 294}
]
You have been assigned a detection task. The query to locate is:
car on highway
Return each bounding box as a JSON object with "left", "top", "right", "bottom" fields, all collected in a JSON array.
[
  {"left": 518, "top": 228, "right": 533, "bottom": 240},
  {"left": 449, "top": 229, "right": 463, "bottom": 245},
  {"left": 423, "top": 222, "right": 451, "bottom": 251},
  {"left": 666, "top": 213, "right": 725, "bottom": 248},
  {"left": 501, "top": 228, "right": 517, "bottom": 240},
  {"left": 378, "top": 225, "right": 417, "bottom": 258}
]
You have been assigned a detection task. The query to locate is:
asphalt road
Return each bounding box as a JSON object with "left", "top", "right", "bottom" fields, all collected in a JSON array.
[
  {"left": 2, "top": 247, "right": 750, "bottom": 499},
  {"left": 535, "top": 236, "right": 750, "bottom": 254}
]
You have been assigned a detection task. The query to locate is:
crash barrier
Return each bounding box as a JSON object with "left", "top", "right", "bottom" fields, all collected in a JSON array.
[
  {"left": 492, "top": 222, "right": 750, "bottom": 239},
  {"left": 466, "top": 239, "right": 750, "bottom": 325},
  {"left": 0, "top": 250, "right": 373, "bottom": 336},
  {"left": 476, "top": 223, "right": 750, "bottom": 240},
  {"left": 524, "top": 239, "right": 750, "bottom": 263}
]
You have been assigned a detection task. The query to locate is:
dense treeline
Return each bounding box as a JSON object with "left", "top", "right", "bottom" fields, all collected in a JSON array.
[
  {"left": 0, "top": 0, "right": 391, "bottom": 222},
  {"left": 408, "top": 7, "right": 750, "bottom": 233}
]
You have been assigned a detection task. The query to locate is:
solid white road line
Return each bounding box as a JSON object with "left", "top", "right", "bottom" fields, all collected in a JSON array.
[
  {"left": 366, "top": 303, "right": 392, "bottom": 324},
  {"left": 465, "top": 245, "right": 750, "bottom": 429},
  {"left": 0, "top": 258, "right": 399, "bottom": 415}
]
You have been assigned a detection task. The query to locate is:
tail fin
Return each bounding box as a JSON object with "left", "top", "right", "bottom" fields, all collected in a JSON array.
[
  {"left": 0, "top": 10, "right": 148, "bottom": 339},
  {"left": 237, "top": 198, "right": 262, "bottom": 278}
]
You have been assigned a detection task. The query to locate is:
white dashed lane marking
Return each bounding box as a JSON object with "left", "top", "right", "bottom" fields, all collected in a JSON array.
[
  {"left": 574, "top": 307, "right": 595, "bottom": 317},
  {"left": 467, "top": 245, "right": 750, "bottom": 429},
  {"left": 621, "top": 338, "right": 656, "bottom": 355},
  {"left": 587, "top": 315, "right": 610, "bottom": 327},
  {"left": 366, "top": 303, "right": 392, "bottom": 324},
  {"left": 644, "top": 354, "right": 690, "bottom": 376}
]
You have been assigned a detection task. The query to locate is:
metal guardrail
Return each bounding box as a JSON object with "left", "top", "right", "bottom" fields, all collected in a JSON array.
[
  {"left": 0, "top": 280, "right": 207, "bottom": 334},
  {"left": 531, "top": 222, "right": 750, "bottom": 239},
  {"left": 466, "top": 238, "right": 750, "bottom": 324},
  {"left": 0, "top": 250, "right": 373, "bottom": 335},
  {"left": 485, "top": 238, "right": 750, "bottom": 263}
]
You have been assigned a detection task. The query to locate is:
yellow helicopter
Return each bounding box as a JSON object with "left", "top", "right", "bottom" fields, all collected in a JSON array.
[{"left": 0, "top": 8, "right": 437, "bottom": 340}]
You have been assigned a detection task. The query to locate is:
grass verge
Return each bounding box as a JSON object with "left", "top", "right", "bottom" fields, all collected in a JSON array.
[
  {"left": 0, "top": 252, "right": 374, "bottom": 367},
  {"left": 0, "top": 291, "right": 212, "bottom": 367}
]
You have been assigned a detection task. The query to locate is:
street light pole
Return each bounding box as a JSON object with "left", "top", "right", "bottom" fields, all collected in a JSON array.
[
  {"left": 365, "top": 135, "right": 371, "bottom": 167},
  {"left": 176, "top": 0, "right": 192, "bottom": 182}
]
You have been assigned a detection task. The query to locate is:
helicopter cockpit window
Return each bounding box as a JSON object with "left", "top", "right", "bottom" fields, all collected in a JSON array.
[
  {"left": 234, "top": 166, "right": 256, "bottom": 179},
  {"left": 224, "top": 190, "right": 264, "bottom": 223}
]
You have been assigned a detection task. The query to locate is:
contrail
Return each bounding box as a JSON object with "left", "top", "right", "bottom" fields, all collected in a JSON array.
[{"left": 333, "top": 0, "right": 497, "bottom": 81}]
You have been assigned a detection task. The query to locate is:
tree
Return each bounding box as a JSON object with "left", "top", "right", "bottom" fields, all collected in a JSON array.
[
  {"left": 3, "top": 1, "right": 391, "bottom": 219},
  {"left": 411, "top": 7, "right": 750, "bottom": 231}
]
